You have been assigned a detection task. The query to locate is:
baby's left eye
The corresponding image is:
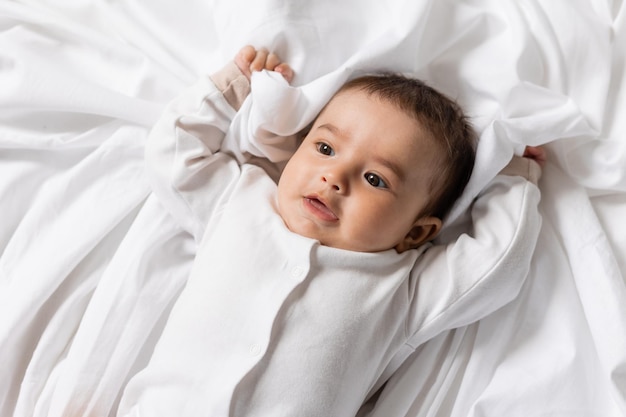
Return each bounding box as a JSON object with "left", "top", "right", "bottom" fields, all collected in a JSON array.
[{"left": 365, "top": 173, "right": 388, "bottom": 189}]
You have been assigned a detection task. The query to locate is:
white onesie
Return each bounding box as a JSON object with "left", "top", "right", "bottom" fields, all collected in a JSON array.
[{"left": 118, "top": 63, "right": 542, "bottom": 417}]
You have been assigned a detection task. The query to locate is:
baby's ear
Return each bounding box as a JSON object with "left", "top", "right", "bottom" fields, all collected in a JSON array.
[{"left": 395, "top": 216, "right": 442, "bottom": 253}]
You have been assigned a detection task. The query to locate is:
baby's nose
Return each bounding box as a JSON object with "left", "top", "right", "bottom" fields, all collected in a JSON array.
[
  {"left": 321, "top": 171, "right": 347, "bottom": 193},
  {"left": 322, "top": 175, "right": 341, "bottom": 191}
]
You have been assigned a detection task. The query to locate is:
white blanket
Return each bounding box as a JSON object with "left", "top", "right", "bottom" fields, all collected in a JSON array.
[{"left": 1, "top": 0, "right": 625, "bottom": 416}]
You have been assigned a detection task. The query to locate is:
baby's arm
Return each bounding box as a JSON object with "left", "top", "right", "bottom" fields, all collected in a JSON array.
[
  {"left": 210, "top": 46, "right": 294, "bottom": 111},
  {"left": 145, "top": 47, "right": 292, "bottom": 240},
  {"left": 403, "top": 148, "right": 544, "bottom": 348}
]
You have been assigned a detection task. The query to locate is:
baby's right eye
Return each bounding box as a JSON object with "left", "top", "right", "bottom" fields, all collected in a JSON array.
[{"left": 316, "top": 142, "right": 335, "bottom": 156}]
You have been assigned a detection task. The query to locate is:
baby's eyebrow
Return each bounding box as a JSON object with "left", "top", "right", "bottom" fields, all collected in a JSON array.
[
  {"left": 373, "top": 155, "right": 405, "bottom": 182},
  {"left": 317, "top": 123, "right": 344, "bottom": 138}
]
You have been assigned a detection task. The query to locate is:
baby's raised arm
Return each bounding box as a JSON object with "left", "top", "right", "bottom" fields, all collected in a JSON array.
[
  {"left": 145, "top": 46, "right": 293, "bottom": 240},
  {"left": 402, "top": 148, "right": 543, "bottom": 350},
  {"left": 209, "top": 46, "right": 293, "bottom": 112}
]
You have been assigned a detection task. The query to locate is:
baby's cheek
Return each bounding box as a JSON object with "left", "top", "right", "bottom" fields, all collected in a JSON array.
[{"left": 355, "top": 216, "right": 393, "bottom": 247}]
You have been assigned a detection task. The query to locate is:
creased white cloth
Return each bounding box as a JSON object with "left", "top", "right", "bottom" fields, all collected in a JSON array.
[{"left": 1, "top": 0, "right": 625, "bottom": 416}]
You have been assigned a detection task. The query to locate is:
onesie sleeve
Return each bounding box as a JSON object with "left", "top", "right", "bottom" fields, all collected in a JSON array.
[
  {"left": 404, "top": 157, "right": 542, "bottom": 348},
  {"left": 145, "top": 63, "right": 251, "bottom": 241}
]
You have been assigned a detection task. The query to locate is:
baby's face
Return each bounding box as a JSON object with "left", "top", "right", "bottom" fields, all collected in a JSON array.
[{"left": 277, "top": 89, "right": 441, "bottom": 252}]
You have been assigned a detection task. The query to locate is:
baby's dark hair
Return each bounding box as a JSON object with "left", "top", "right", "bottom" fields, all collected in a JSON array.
[{"left": 338, "top": 74, "right": 476, "bottom": 220}]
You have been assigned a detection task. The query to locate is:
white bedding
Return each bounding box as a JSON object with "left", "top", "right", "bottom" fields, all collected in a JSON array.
[{"left": 1, "top": 0, "right": 625, "bottom": 416}]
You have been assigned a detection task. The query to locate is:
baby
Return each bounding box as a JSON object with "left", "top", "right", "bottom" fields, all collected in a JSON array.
[{"left": 117, "top": 47, "right": 543, "bottom": 416}]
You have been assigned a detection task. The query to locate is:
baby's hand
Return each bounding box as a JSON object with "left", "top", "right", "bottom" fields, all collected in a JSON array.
[
  {"left": 235, "top": 45, "right": 294, "bottom": 83},
  {"left": 522, "top": 145, "right": 547, "bottom": 168},
  {"left": 501, "top": 146, "right": 545, "bottom": 184}
]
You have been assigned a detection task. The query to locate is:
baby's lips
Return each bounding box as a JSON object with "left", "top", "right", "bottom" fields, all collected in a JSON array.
[{"left": 304, "top": 196, "right": 338, "bottom": 222}]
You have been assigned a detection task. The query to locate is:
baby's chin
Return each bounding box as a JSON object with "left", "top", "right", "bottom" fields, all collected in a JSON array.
[
  {"left": 276, "top": 196, "right": 395, "bottom": 253},
  {"left": 284, "top": 220, "right": 391, "bottom": 253}
]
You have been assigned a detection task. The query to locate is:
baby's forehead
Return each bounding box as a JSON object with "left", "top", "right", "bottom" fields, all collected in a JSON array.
[
  {"left": 322, "top": 88, "right": 408, "bottom": 120},
  {"left": 328, "top": 87, "right": 425, "bottom": 124},
  {"left": 319, "top": 93, "right": 440, "bottom": 166},
  {"left": 317, "top": 90, "right": 435, "bottom": 144}
]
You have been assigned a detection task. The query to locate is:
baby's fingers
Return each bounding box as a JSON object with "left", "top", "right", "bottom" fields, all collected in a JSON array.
[
  {"left": 264, "top": 53, "right": 294, "bottom": 83},
  {"left": 234, "top": 46, "right": 294, "bottom": 84},
  {"left": 265, "top": 53, "right": 281, "bottom": 71},
  {"left": 235, "top": 45, "right": 256, "bottom": 78},
  {"left": 250, "top": 48, "right": 269, "bottom": 72},
  {"left": 523, "top": 145, "right": 547, "bottom": 167},
  {"left": 274, "top": 63, "right": 294, "bottom": 84}
]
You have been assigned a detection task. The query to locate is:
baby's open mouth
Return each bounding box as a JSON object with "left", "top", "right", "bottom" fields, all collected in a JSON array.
[{"left": 303, "top": 196, "right": 338, "bottom": 222}]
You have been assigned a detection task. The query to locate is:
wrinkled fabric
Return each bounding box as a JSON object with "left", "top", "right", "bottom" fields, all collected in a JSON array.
[{"left": 1, "top": 0, "right": 625, "bottom": 416}]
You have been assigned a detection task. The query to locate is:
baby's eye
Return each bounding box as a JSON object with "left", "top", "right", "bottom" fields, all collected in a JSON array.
[
  {"left": 365, "top": 173, "right": 388, "bottom": 189},
  {"left": 316, "top": 142, "right": 335, "bottom": 156}
]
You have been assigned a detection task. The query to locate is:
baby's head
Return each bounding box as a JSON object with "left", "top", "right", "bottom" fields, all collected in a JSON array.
[{"left": 277, "top": 73, "right": 476, "bottom": 253}]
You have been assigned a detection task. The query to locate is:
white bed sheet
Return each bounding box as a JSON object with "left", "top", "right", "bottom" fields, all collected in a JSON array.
[{"left": 1, "top": 0, "right": 625, "bottom": 416}]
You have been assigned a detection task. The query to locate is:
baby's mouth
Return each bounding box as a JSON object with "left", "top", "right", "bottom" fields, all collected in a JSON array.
[{"left": 303, "top": 196, "right": 338, "bottom": 222}]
